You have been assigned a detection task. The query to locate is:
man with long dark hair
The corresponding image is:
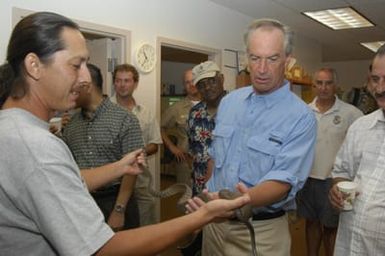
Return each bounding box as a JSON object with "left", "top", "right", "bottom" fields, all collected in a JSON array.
[{"left": 0, "top": 11, "right": 249, "bottom": 255}]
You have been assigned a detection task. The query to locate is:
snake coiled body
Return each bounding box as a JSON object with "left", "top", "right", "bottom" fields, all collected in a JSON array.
[
  {"left": 143, "top": 167, "right": 192, "bottom": 212},
  {"left": 143, "top": 168, "right": 256, "bottom": 256}
]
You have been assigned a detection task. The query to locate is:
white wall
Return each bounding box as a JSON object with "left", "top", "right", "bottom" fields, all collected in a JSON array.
[
  {"left": 0, "top": 0, "right": 325, "bottom": 107},
  {"left": 0, "top": 0, "right": 372, "bottom": 98},
  {"left": 0, "top": 0, "right": 252, "bottom": 109},
  {"left": 293, "top": 35, "right": 323, "bottom": 77}
]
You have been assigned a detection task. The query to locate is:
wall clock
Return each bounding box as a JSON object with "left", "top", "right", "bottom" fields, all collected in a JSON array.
[{"left": 135, "top": 43, "right": 156, "bottom": 73}]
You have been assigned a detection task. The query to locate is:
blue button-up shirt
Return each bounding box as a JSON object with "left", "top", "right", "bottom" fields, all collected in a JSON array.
[{"left": 207, "top": 82, "right": 317, "bottom": 211}]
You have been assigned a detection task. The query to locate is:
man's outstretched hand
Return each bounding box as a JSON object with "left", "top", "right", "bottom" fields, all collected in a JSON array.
[{"left": 185, "top": 185, "right": 250, "bottom": 222}]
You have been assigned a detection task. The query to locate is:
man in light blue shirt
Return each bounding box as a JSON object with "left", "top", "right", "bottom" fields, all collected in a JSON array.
[{"left": 203, "top": 18, "right": 317, "bottom": 256}]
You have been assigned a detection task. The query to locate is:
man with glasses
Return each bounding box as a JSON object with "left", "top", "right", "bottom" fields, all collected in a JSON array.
[
  {"left": 297, "top": 68, "right": 362, "bottom": 256},
  {"left": 183, "top": 61, "right": 225, "bottom": 256},
  {"left": 202, "top": 19, "right": 317, "bottom": 255},
  {"left": 187, "top": 61, "right": 226, "bottom": 196}
]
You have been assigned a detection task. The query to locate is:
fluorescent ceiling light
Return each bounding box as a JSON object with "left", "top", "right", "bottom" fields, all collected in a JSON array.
[
  {"left": 361, "top": 41, "right": 385, "bottom": 52},
  {"left": 303, "top": 7, "right": 374, "bottom": 30}
]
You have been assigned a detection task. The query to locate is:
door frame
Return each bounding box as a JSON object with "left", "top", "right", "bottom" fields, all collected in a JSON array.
[
  {"left": 155, "top": 36, "right": 221, "bottom": 218},
  {"left": 12, "top": 7, "right": 131, "bottom": 95}
]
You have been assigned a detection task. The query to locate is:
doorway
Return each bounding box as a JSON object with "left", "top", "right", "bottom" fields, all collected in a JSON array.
[
  {"left": 157, "top": 36, "right": 221, "bottom": 178},
  {"left": 157, "top": 38, "right": 220, "bottom": 221},
  {"left": 160, "top": 46, "right": 207, "bottom": 177}
]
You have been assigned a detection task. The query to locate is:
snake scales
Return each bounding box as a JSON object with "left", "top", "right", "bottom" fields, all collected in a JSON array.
[
  {"left": 143, "top": 167, "right": 257, "bottom": 256},
  {"left": 142, "top": 167, "right": 192, "bottom": 212}
]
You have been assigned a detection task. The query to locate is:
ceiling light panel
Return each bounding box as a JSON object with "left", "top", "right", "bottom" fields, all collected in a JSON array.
[
  {"left": 303, "top": 7, "right": 374, "bottom": 30},
  {"left": 361, "top": 41, "right": 385, "bottom": 52}
]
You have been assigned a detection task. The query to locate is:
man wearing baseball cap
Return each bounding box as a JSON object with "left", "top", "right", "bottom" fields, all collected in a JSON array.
[
  {"left": 183, "top": 60, "right": 226, "bottom": 255},
  {"left": 187, "top": 60, "right": 226, "bottom": 196}
]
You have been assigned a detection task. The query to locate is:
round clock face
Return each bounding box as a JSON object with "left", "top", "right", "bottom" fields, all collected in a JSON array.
[{"left": 135, "top": 43, "right": 156, "bottom": 73}]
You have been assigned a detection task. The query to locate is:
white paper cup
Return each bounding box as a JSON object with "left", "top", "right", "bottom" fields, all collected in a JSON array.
[
  {"left": 337, "top": 181, "right": 358, "bottom": 211},
  {"left": 49, "top": 117, "right": 62, "bottom": 133}
]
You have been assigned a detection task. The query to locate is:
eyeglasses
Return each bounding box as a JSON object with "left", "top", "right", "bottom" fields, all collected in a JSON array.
[{"left": 196, "top": 76, "right": 219, "bottom": 90}]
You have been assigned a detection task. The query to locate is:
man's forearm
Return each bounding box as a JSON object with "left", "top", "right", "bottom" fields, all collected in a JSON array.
[
  {"left": 81, "top": 162, "right": 125, "bottom": 191},
  {"left": 96, "top": 186, "right": 250, "bottom": 255},
  {"left": 161, "top": 129, "right": 175, "bottom": 151},
  {"left": 247, "top": 180, "right": 291, "bottom": 208},
  {"left": 144, "top": 143, "right": 158, "bottom": 156},
  {"left": 114, "top": 175, "right": 136, "bottom": 208},
  {"left": 97, "top": 206, "right": 210, "bottom": 255}
]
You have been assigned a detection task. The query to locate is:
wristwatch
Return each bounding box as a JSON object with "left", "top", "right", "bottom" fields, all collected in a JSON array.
[{"left": 114, "top": 204, "right": 125, "bottom": 213}]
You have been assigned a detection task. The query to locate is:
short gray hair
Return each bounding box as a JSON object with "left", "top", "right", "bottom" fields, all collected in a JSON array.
[
  {"left": 244, "top": 18, "right": 293, "bottom": 56},
  {"left": 314, "top": 67, "right": 338, "bottom": 84}
]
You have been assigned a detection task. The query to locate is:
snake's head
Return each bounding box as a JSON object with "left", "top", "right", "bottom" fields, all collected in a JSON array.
[{"left": 218, "top": 189, "right": 253, "bottom": 222}]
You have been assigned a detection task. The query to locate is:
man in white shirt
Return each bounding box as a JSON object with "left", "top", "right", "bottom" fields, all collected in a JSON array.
[
  {"left": 329, "top": 44, "right": 385, "bottom": 256},
  {"left": 111, "top": 64, "right": 162, "bottom": 225},
  {"left": 297, "top": 67, "right": 362, "bottom": 256}
]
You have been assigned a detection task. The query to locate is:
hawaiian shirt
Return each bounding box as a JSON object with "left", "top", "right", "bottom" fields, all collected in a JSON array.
[{"left": 187, "top": 101, "right": 216, "bottom": 195}]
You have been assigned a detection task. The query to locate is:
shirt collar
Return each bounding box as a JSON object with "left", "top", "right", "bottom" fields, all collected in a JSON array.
[
  {"left": 368, "top": 108, "right": 385, "bottom": 129},
  {"left": 110, "top": 94, "right": 140, "bottom": 113},
  {"left": 310, "top": 95, "right": 341, "bottom": 114},
  {"left": 131, "top": 104, "right": 142, "bottom": 115},
  {"left": 1, "top": 108, "right": 48, "bottom": 129},
  {"left": 110, "top": 94, "right": 117, "bottom": 104},
  {"left": 243, "top": 80, "right": 291, "bottom": 109},
  {"left": 81, "top": 96, "right": 110, "bottom": 120}
]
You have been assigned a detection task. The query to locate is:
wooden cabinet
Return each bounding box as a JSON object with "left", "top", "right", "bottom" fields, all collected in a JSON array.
[{"left": 289, "top": 78, "right": 315, "bottom": 103}]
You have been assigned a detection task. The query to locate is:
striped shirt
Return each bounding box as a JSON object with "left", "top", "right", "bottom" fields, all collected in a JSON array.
[
  {"left": 332, "top": 109, "right": 385, "bottom": 255},
  {"left": 62, "top": 97, "right": 144, "bottom": 170}
]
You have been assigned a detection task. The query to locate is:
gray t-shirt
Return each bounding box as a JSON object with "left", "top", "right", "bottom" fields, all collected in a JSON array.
[{"left": 0, "top": 108, "right": 113, "bottom": 256}]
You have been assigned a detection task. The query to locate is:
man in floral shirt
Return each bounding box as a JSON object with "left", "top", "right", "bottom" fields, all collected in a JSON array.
[{"left": 187, "top": 61, "right": 226, "bottom": 196}]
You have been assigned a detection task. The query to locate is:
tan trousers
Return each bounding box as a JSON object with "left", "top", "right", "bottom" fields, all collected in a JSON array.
[
  {"left": 135, "top": 186, "right": 156, "bottom": 226},
  {"left": 202, "top": 213, "right": 290, "bottom": 256}
]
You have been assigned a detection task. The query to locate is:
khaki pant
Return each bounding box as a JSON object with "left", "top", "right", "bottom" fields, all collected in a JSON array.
[
  {"left": 135, "top": 186, "right": 156, "bottom": 226},
  {"left": 202, "top": 213, "right": 290, "bottom": 256}
]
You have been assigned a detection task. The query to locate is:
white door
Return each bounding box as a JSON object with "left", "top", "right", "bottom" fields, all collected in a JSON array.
[{"left": 87, "top": 38, "right": 122, "bottom": 96}]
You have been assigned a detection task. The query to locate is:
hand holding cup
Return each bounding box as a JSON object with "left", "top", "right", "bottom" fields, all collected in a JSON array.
[{"left": 336, "top": 181, "right": 358, "bottom": 211}]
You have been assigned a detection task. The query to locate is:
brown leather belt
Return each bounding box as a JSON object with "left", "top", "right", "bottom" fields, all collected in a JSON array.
[{"left": 252, "top": 210, "right": 285, "bottom": 221}]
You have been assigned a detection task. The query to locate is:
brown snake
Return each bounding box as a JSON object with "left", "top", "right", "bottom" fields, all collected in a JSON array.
[
  {"left": 142, "top": 167, "right": 193, "bottom": 212},
  {"left": 143, "top": 167, "right": 257, "bottom": 256}
]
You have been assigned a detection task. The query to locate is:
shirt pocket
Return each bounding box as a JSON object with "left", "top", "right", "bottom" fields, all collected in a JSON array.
[
  {"left": 239, "top": 136, "right": 281, "bottom": 185},
  {"left": 211, "top": 124, "right": 234, "bottom": 168}
]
